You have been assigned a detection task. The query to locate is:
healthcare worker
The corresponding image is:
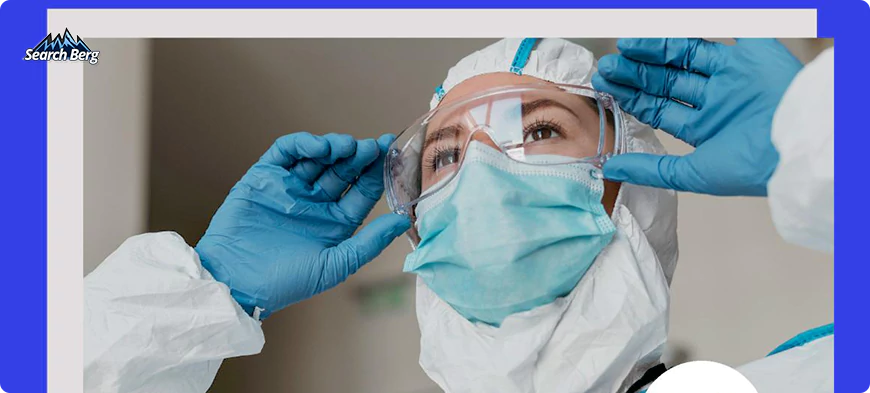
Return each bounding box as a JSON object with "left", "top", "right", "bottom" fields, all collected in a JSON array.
[{"left": 83, "top": 38, "right": 833, "bottom": 393}]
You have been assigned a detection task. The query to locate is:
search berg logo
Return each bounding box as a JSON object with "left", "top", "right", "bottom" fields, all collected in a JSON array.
[{"left": 23, "top": 28, "right": 99, "bottom": 65}]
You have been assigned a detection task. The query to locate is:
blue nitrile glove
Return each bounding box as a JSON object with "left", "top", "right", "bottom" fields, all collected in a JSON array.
[
  {"left": 592, "top": 38, "right": 804, "bottom": 196},
  {"left": 196, "top": 132, "right": 411, "bottom": 318}
]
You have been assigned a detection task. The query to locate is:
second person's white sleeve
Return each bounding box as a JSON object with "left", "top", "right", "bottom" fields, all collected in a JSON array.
[
  {"left": 767, "top": 47, "right": 834, "bottom": 254},
  {"left": 84, "top": 232, "right": 265, "bottom": 393}
]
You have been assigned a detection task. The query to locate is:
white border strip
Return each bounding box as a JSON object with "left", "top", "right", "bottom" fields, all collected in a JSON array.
[
  {"left": 46, "top": 8, "right": 817, "bottom": 393},
  {"left": 47, "top": 61, "right": 84, "bottom": 393},
  {"left": 48, "top": 9, "right": 817, "bottom": 38}
]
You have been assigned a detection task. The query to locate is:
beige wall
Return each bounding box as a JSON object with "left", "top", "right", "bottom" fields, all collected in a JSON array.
[
  {"left": 84, "top": 38, "right": 833, "bottom": 393},
  {"left": 83, "top": 39, "right": 151, "bottom": 275}
]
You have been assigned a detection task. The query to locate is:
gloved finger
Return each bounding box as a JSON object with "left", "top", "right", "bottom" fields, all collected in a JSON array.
[
  {"left": 616, "top": 38, "right": 728, "bottom": 76},
  {"left": 319, "top": 213, "right": 411, "bottom": 290},
  {"left": 313, "top": 138, "right": 380, "bottom": 201},
  {"left": 597, "top": 54, "right": 708, "bottom": 107},
  {"left": 313, "top": 133, "right": 357, "bottom": 165},
  {"left": 335, "top": 134, "right": 394, "bottom": 223},
  {"left": 291, "top": 160, "right": 326, "bottom": 184},
  {"left": 592, "top": 74, "right": 699, "bottom": 145},
  {"left": 602, "top": 153, "right": 699, "bottom": 192},
  {"left": 259, "top": 132, "right": 330, "bottom": 169},
  {"left": 291, "top": 134, "right": 357, "bottom": 184}
]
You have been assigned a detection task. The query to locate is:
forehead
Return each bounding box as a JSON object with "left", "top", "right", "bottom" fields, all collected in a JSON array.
[{"left": 437, "top": 73, "right": 557, "bottom": 107}]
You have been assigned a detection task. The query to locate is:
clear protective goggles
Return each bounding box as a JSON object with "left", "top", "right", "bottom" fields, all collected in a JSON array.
[{"left": 384, "top": 83, "right": 626, "bottom": 235}]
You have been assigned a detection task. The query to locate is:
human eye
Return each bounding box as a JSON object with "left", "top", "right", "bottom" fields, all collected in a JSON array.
[
  {"left": 523, "top": 119, "right": 565, "bottom": 144},
  {"left": 424, "top": 145, "right": 462, "bottom": 173}
]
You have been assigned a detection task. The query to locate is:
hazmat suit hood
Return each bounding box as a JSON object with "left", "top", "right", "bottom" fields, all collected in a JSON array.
[{"left": 413, "top": 38, "right": 679, "bottom": 393}]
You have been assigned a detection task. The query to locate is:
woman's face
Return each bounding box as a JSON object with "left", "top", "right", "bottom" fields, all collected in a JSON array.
[{"left": 422, "top": 72, "right": 620, "bottom": 215}]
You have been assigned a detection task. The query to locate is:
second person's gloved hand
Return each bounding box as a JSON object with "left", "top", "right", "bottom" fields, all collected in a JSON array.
[
  {"left": 592, "top": 38, "right": 804, "bottom": 196},
  {"left": 196, "top": 132, "right": 410, "bottom": 318}
]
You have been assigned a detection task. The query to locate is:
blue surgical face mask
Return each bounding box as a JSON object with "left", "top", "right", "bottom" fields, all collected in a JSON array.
[{"left": 403, "top": 142, "right": 617, "bottom": 326}]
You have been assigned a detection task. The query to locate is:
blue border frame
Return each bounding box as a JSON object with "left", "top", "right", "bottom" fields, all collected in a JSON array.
[{"left": 0, "top": 1, "right": 864, "bottom": 392}]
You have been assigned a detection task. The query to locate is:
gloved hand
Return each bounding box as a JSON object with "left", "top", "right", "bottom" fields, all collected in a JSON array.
[
  {"left": 196, "top": 132, "right": 411, "bottom": 318},
  {"left": 592, "top": 38, "right": 804, "bottom": 196}
]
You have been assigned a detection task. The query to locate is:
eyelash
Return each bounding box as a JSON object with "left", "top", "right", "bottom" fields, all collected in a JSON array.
[
  {"left": 424, "top": 145, "right": 462, "bottom": 172},
  {"left": 422, "top": 118, "right": 566, "bottom": 172},
  {"left": 523, "top": 118, "right": 566, "bottom": 140}
]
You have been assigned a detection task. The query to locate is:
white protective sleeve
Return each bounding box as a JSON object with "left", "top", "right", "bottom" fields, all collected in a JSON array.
[
  {"left": 768, "top": 47, "right": 834, "bottom": 254},
  {"left": 737, "top": 335, "right": 833, "bottom": 393},
  {"left": 84, "top": 232, "right": 265, "bottom": 393}
]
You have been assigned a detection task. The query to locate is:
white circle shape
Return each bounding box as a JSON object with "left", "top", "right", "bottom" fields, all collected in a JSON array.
[{"left": 647, "top": 361, "right": 758, "bottom": 393}]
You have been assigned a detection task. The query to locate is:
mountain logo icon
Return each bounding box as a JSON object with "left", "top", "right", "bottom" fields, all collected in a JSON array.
[{"left": 23, "top": 28, "right": 100, "bottom": 65}]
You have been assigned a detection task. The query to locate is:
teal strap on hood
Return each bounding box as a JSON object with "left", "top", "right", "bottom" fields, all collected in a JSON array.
[
  {"left": 509, "top": 38, "right": 538, "bottom": 75},
  {"left": 768, "top": 323, "right": 834, "bottom": 356}
]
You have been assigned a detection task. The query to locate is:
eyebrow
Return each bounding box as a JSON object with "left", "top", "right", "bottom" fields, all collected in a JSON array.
[{"left": 521, "top": 98, "right": 576, "bottom": 117}]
